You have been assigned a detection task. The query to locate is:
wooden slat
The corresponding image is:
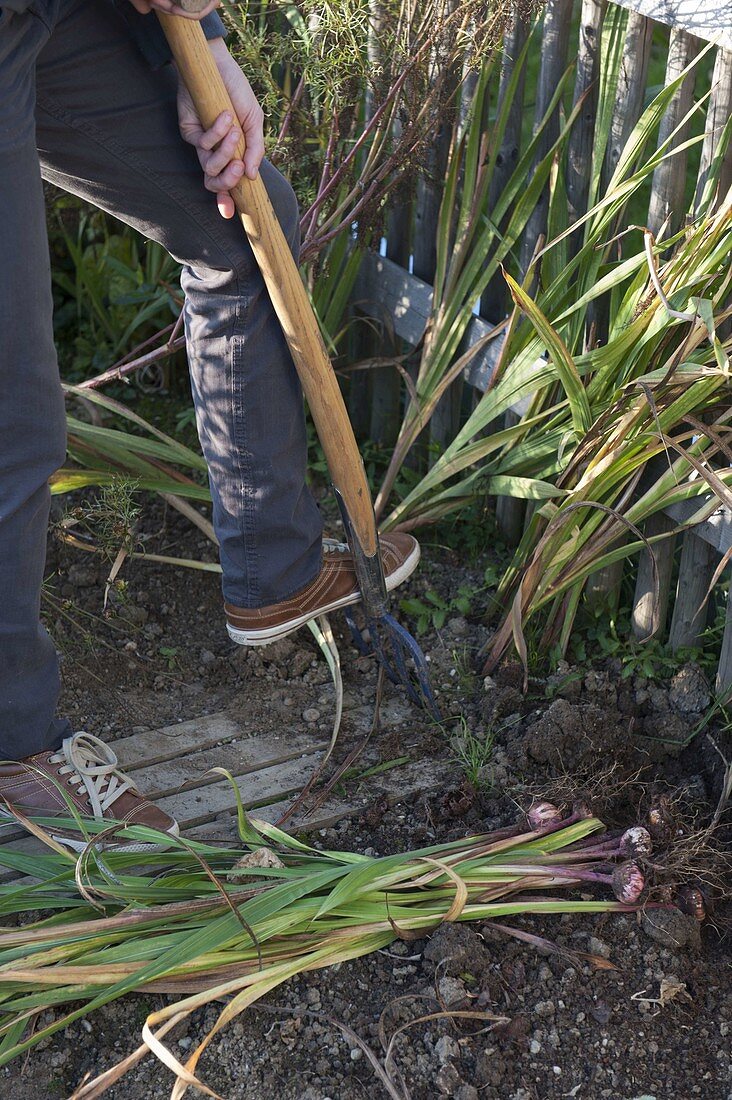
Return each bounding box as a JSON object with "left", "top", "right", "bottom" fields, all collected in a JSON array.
[
  {"left": 648, "top": 28, "right": 701, "bottom": 236},
  {"left": 631, "top": 513, "right": 677, "bottom": 639},
  {"left": 353, "top": 252, "right": 502, "bottom": 390},
  {"left": 664, "top": 496, "right": 732, "bottom": 555},
  {"left": 111, "top": 715, "right": 318, "bottom": 772},
  {"left": 669, "top": 529, "right": 717, "bottom": 650},
  {"left": 715, "top": 581, "right": 732, "bottom": 692},
  {"left": 567, "top": 0, "right": 607, "bottom": 235},
  {"left": 601, "top": 11, "right": 654, "bottom": 193},
  {"left": 495, "top": 410, "right": 526, "bottom": 544},
  {"left": 519, "top": 0, "right": 575, "bottom": 276},
  {"left": 611, "top": 0, "right": 732, "bottom": 50},
  {"left": 694, "top": 48, "right": 732, "bottom": 211},
  {"left": 481, "top": 5, "right": 531, "bottom": 322},
  {"left": 0, "top": 756, "right": 453, "bottom": 884}
]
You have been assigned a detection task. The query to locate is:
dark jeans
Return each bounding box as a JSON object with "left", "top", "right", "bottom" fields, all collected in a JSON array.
[{"left": 0, "top": 0, "right": 323, "bottom": 758}]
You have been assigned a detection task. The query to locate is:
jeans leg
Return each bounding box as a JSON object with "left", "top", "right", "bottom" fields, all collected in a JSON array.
[
  {"left": 36, "top": 0, "right": 323, "bottom": 609},
  {"left": 0, "top": 6, "right": 70, "bottom": 758}
]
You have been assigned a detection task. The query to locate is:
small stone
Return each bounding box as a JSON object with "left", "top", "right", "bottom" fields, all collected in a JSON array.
[
  {"left": 641, "top": 908, "right": 701, "bottom": 951},
  {"left": 436, "top": 1064, "right": 462, "bottom": 1095},
  {"left": 178, "top": 1036, "right": 192, "bottom": 1050},
  {"left": 590, "top": 1001, "right": 612, "bottom": 1025},
  {"left": 588, "top": 937, "right": 611, "bottom": 958},
  {"left": 669, "top": 664, "right": 711, "bottom": 714},
  {"left": 350, "top": 1047, "right": 362, "bottom": 1062},
  {"left": 200, "top": 649, "right": 216, "bottom": 665},
  {"left": 455, "top": 1087, "right": 480, "bottom": 1100},
  {"left": 303, "top": 708, "right": 321, "bottom": 723},
  {"left": 529, "top": 1039, "right": 542, "bottom": 1054},
  {"left": 437, "top": 975, "right": 467, "bottom": 1006},
  {"left": 435, "top": 1035, "right": 460, "bottom": 1063},
  {"left": 290, "top": 649, "right": 314, "bottom": 677},
  {"left": 447, "top": 616, "right": 468, "bottom": 635}
]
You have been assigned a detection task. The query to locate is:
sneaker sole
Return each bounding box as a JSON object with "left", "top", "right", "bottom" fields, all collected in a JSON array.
[
  {"left": 227, "top": 541, "right": 421, "bottom": 647},
  {"left": 0, "top": 806, "right": 181, "bottom": 854},
  {"left": 50, "top": 819, "right": 181, "bottom": 854}
]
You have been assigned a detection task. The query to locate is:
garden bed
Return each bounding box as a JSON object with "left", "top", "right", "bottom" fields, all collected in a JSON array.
[{"left": 2, "top": 502, "right": 729, "bottom": 1099}]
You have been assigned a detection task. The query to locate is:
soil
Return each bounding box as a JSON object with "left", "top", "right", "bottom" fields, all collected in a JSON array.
[{"left": 2, "top": 499, "right": 730, "bottom": 1100}]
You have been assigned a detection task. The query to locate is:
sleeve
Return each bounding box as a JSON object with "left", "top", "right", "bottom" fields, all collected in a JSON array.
[{"left": 115, "top": 4, "right": 227, "bottom": 69}]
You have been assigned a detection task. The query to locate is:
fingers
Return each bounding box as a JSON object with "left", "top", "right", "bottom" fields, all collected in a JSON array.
[
  {"left": 147, "top": 0, "right": 221, "bottom": 18},
  {"left": 204, "top": 160, "right": 245, "bottom": 193},
  {"left": 241, "top": 108, "right": 265, "bottom": 180},
  {"left": 201, "top": 120, "right": 242, "bottom": 176},
  {"left": 216, "top": 193, "right": 236, "bottom": 219}
]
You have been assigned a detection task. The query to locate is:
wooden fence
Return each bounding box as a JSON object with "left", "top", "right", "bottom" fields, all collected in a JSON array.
[{"left": 347, "top": 0, "right": 732, "bottom": 690}]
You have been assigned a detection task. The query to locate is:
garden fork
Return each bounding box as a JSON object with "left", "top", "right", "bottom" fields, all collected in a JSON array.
[{"left": 157, "top": 8, "right": 440, "bottom": 718}]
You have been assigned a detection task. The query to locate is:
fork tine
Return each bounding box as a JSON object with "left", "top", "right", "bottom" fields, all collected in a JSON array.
[{"left": 344, "top": 609, "right": 441, "bottom": 719}]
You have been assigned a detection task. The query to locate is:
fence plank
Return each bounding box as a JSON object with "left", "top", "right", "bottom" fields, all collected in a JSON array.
[
  {"left": 567, "top": 0, "right": 607, "bottom": 235},
  {"left": 715, "top": 580, "right": 732, "bottom": 693},
  {"left": 353, "top": 253, "right": 503, "bottom": 389},
  {"left": 668, "top": 529, "right": 717, "bottom": 651},
  {"left": 695, "top": 48, "right": 732, "bottom": 210},
  {"left": 519, "top": 0, "right": 575, "bottom": 276},
  {"left": 481, "top": 4, "right": 531, "bottom": 322},
  {"left": 631, "top": 513, "right": 677, "bottom": 639},
  {"left": 648, "top": 28, "right": 701, "bottom": 236},
  {"left": 601, "top": 10, "right": 654, "bottom": 194}
]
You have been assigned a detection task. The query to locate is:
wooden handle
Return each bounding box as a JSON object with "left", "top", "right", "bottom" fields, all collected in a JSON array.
[{"left": 158, "top": 14, "right": 378, "bottom": 556}]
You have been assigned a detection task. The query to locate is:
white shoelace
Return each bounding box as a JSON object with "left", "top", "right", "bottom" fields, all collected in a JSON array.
[
  {"left": 48, "top": 732, "right": 136, "bottom": 818},
  {"left": 323, "top": 540, "right": 349, "bottom": 555}
]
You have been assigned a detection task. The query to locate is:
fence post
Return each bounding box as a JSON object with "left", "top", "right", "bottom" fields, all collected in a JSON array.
[
  {"left": 647, "top": 28, "right": 701, "bottom": 236},
  {"left": 481, "top": 4, "right": 530, "bottom": 323},
  {"left": 629, "top": 31, "right": 703, "bottom": 632},
  {"left": 567, "top": 0, "right": 606, "bottom": 242},
  {"left": 631, "top": 513, "right": 677, "bottom": 639},
  {"left": 519, "top": 0, "right": 575, "bottom": 276},
  {"left": 695, "top": 48, "right": 732, "bottom": 211},
  {"left": 601, "top": 11, "right": 654, "bottom": 195},
  {"left": 668, "top": 530, "right": 717, "bottom": 651},
  {"left": 715, "top": 577, "right": 732, "bottom": 695}
]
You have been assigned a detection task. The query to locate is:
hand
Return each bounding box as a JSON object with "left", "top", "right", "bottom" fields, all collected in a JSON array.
[
  {"left": 177, "top": 38, "right": 265, "bottom": 219},
  {"left": 127, "top": 0, "right": 222, "bottom": 19}
]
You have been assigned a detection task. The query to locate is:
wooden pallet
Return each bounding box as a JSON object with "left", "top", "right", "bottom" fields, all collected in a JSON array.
[{"left": 0, "top": 709, "right": 452, "bottom": 880}]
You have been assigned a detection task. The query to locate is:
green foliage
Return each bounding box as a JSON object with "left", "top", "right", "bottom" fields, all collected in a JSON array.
[
  {"left": 223, "top": 0, "right": 509, "bottom": 260},
  {"left": 0, "top": 800, "right": 632, "bottom": 1090},
  {"left": 64, "top": 478, "right": 142, "bottom": 560},
  {"left": 50, "top": 196, "right": 181, "bottom": 380},
  {"left": 450, "top": 715, "right": 496, "bottom": 790},
  {"left": 158, "top": 645, "right": 181, "bottom": 671},
  {"left": 399, "top": 585, "right": 473, "bottom": 634}
]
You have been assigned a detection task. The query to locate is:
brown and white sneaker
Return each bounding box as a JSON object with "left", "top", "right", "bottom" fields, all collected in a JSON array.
[
  {"left": 226, "top": 532, "right": 420, "bottom": 646},
  {"left": 0, "top": 732, "right": 179, "bottom": 853}
]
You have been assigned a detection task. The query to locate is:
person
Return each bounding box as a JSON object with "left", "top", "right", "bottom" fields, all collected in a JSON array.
[{"left": 0, "top": 0, "right": 420, "bottom": 849}]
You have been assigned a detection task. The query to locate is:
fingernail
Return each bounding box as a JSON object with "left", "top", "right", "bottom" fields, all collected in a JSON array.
[
  {"left": 232, "top": 164, "right": 244, "bottom": 176},
  {"left": 223, "top": 113, "right": 232, "bottom": 125}
]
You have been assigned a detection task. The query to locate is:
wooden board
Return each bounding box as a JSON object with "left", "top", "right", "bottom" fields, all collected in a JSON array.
[{"left": 0, "top": 709, "right": 453, "bottom": 882}]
